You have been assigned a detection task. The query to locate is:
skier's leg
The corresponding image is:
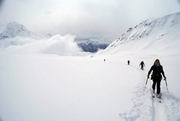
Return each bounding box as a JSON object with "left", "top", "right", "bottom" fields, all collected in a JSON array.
[
  {"left": 157, "top": 79, "right": 161, "bottom": 95},
  {"left": 152, "top": 80, "right": 156, "bottom": 93}
]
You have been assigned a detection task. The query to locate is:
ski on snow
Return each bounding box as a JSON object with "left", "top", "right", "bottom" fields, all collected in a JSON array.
[{"left": 152, "top": 92, "right": 162, "bottom": 103}]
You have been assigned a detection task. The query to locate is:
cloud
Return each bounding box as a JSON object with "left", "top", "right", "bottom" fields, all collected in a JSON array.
[
  {"left": 0, "top": 0, "right": 4, "bottom": 9},
  {"left": 0, "top": 0, "right": 180, "bottom": 40},
  {"left": 0, "top": 34, "right": 82, "bottom": 56},
  {"left": 43, "top": 35, "right": 82, "bottom": 56}
]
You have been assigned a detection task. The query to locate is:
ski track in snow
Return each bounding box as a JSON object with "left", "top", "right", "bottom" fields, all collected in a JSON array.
[{"left": 119, "top": 73, "right": 180, "bottom": 121}]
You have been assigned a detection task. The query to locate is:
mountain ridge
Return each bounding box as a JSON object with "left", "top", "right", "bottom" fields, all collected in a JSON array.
[{"left": 103, "top": 12, "right": 180, "bottom": 55}]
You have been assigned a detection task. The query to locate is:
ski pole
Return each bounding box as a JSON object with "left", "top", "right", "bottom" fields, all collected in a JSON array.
[
  {"left": 165, "top": 79, "right": 169, "bottom": 92},
  {"left": 145, "top": 78, "right": 148, "bottom": 87}
]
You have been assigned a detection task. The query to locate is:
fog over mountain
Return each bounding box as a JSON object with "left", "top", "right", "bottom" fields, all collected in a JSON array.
[
  {"left": 0, "top": 22, "right": 109, "bottom": 53},
  {"left": 0, "top": 0, "right": 180, "bottom": 40}
]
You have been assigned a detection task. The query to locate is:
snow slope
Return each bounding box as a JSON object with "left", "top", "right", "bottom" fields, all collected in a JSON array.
[
  {"left": 0, "top": 54, "right": 141, "bottom": 121},
  {"left": 0, "top": 53, "right": 180, "bottom": 121},
  {"left": 98, "top": 12, "right": 180, "bottom": 121},
  {"left": 103, "top": 12, "right": 180, "bottom": 55},
  {"left": 1, "top": 12, "right": 180, "bottom": 121}
]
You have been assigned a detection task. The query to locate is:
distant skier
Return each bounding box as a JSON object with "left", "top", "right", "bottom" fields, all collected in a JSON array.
[
  {"left": 139, "top": 61, "right": 145, "bottom": 70},
  {"left": 127, "top": 60, "right": 130, "bottom": 65},
  {"left": 147, "top": 59, "right": 166, "bottom": 98}
]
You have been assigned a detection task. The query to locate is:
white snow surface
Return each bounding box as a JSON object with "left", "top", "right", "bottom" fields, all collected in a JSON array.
[{"left": 1, "top": 12, "right": 180, "bottom": 121}]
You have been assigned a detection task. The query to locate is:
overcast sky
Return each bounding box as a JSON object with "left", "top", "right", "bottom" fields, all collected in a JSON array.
[{"left": 0, "top": 0, "right": 180, "bottom": 40}]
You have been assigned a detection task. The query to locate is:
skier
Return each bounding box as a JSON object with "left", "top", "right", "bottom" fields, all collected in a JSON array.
[
  {"left": 147, "top": 59, "right": 166, "bottom": 98},
  {"left": 139, "top": 61, "right": 145, "bottom": 70},
  {"left": 127, "top": 60, "right": 130, "bottom": 65}
]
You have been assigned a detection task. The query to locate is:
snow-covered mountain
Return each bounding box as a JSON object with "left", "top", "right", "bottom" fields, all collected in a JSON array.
[
  {"left": 0, "top": 22, "right": 35, "bottom": 39},
  {"left": 104, "top": 12, "right": 180, "bottom": 55},
  {"left": 75, "top": 38, "right": 110, "bottom": 53},
  {"left": 0, "top": 22, "right": 50, "bottom": 48},
  {"left": 0, "top": 22, "right": 108, "bottom": 53}
]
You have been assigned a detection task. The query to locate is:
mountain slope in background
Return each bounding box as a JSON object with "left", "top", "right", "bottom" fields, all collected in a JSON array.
[
  {"left": 0, "top": 22, "right": 46, "bottom": 47},
  {"left": 103, "top": 12, "right": 180, "bottom": 55},
  {"left": 0, "top": 22, "right": 36, "bottom": 39},
  {"left": 0, "top": 22, "right": 109, "bottom": 53},
  {"left": 75, "top": 38, "right": 109, "bottom": 53}
]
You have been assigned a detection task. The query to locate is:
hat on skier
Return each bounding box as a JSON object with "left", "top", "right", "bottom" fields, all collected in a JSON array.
[{"left": 154, "top": 59, "right": 160, "bottom": 66}]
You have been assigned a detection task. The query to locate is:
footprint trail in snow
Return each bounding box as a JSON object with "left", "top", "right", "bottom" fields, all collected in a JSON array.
[{"left": 119, "top": 82, "right": 180, "bottom": 121}]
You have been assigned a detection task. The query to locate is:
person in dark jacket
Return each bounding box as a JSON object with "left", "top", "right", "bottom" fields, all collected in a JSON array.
[
  {"left": 147, "top": 59, "right": 166, "bottom": 97},
  {"left": 140, "top": 61, "right": 145, "bottom": 70},
  {"left": 127, "top": 60, "right": 130, "bottom": 65}
]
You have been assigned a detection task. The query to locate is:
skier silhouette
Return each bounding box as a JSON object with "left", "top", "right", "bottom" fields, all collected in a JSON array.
[
  {"left": 139, "top": 61, "right": 145, "bottom": 70},
  {"left": 147, "top": 59, "right": 166, "bottom": 98},
  {"left": 127, "top": 60, "right": 130, "bottom": 65}
]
